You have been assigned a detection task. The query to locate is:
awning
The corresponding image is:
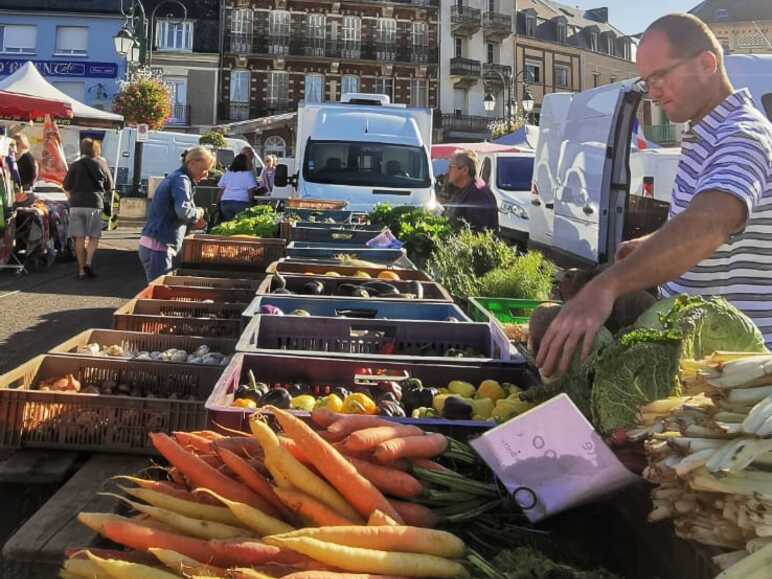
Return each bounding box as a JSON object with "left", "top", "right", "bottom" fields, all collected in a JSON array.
[
  {"left": 431, "top": 142, "right": 528, "bottom": 159},
  {"left": 0, "top": 90, "right": 73, "bottom": 121}
]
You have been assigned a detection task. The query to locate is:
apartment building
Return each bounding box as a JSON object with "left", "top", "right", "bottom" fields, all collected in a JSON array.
[
  {"left": 218, "top": 0, "right": 439, "bottom": 157},
  {"left": 691, "top": 0, "right": 772, "bottom": 55}
]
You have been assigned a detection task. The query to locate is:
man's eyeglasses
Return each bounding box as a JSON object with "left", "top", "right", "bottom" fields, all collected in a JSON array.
[{"left": 636, "top": 52, "right": 702, "bottom": 93}]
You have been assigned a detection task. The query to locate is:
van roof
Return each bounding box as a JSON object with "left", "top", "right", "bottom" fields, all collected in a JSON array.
[{"left": 308, "top": 107, "right": 424, "bottom": 146}]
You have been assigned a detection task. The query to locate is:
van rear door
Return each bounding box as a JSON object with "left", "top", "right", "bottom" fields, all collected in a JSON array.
[{"left": 551, "top": 81, "right": 640, "bottom": 265}]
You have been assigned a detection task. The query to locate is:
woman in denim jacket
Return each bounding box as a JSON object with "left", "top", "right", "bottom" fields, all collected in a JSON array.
[{"left": 138, "top": 146, "right": 214, "bottom": 281}]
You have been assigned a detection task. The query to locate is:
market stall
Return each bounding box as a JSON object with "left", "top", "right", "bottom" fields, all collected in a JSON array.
[{"left": 0, "top": 202, "right": 767, "bottom": 579}]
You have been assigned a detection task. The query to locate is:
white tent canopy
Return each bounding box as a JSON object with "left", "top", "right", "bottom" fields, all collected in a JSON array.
[{"left": 0, "top": 61, "right": 123, "bottom": 126}]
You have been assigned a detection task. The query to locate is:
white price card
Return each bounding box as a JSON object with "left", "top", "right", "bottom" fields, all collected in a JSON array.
[{"left": 470, "top": 394, "right": 639, "bottom": 522}]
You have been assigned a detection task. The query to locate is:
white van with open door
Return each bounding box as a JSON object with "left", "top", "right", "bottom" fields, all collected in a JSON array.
[
  {"left": 528, "top": 54, "right": 772, "bottom": 268},
  {"left": 478, "top": 151, "right": 535, "bottom": 243}
]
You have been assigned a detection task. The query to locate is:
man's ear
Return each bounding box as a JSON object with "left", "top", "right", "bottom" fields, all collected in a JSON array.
[{"left": 698, "top": 50, "right": 719, "bottom": 76}]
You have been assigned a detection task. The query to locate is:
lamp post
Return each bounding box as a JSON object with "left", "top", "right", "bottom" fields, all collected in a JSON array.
[
  {"left": 114, "top": 0, "right": 187, "bottom": 195},
  {"left": 483, "top": 68, "right": 536, "bottom": 138}
]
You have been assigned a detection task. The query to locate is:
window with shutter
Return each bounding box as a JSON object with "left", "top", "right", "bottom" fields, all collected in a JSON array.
[
  {"left": 0, "top": 25, "right": 36, "bottom": 54},
  {"left": 55, "top": 27, "right": 87, "bottom": 56},
  {"left": 229, "top": 70, "right": 250, "bottom": 121},
  {"left": 341, "top": 75, "right": 359, "bottom": 96}
]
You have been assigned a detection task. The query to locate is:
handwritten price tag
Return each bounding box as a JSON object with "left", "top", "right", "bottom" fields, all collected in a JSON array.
[{"left": 470, "top": 394, "right": 639, "bottom": 522}]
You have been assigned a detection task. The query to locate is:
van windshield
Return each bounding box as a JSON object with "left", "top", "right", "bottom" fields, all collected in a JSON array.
[
  {"left": 497, "top": 156, "right": 534, "bottom": 192},
  {"left": 304, "top": 140, "right": 431, "bottom": 188}
]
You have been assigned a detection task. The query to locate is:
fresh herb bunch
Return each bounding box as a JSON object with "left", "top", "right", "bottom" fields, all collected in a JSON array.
[
  {"left": 210, "top": 204, "right": 280, "bottom": 237},
  {"left": 369, "top": 203, "right": 452, "bottom": 267},
  {"left": 477, "top": 251, "right": 556, "bottom": 301}
]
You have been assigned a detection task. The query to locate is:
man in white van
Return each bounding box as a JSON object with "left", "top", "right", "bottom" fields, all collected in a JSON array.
[{"left": 537, "top": 13, "right": 772, "bottom": 377}]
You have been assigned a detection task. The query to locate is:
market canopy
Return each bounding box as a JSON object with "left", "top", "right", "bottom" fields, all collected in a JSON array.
[
  {"left": 0, "top": 90, "right": 72, "bottom": 121},
  {"left": 492, "top": 124, "right": 540, "bottom": 150},
  {"left": 431, "top": 142, "right": 529, "bottom": 160},
  {"left": 0, "top": 61, "right": 123, "bottom": 127}
]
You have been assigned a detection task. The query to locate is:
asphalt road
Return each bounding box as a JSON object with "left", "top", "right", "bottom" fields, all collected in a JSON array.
[{"left": 0, "top": 227, "right": 148, "bottom": 374}]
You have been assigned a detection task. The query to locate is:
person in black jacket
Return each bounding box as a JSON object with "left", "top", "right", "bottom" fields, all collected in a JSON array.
[
  {"left": 443, "top": 149, "right": 498, "bottom": 233},
  {"left": 63, "top": 138, "right": 113, "bottom": 279},
  {"left": 12, "top": 132, "right": 37, "bottom": 190}
]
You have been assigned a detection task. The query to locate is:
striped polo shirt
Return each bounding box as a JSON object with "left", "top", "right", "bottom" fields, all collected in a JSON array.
[{"left": 660, "top": 89, "right": 772, "bottom": 345}]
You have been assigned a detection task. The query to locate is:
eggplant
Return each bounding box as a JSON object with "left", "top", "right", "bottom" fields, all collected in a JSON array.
[
  {"left": 378, "top": 400, "right": 406, "bottom": 417},
  {"left": 335, "top": 283, "right": 362, "bottom": 296},
  {"left": 361, "top": 281, "right": 400, "bottom": 298},
  {"left": 442, "top": 396, "right": 473, "bottom": 420},
  {"left": 235, "top": 384, "right": 262, "bottom": 403},
  {"left": 404, "top": 378, "right": 423, "bottom": 391},
  {"left": 286, "top": 383, "right": 306, "bottom": 397},
  {"left": 303, "top": 280, "right": 326, "bottom": 295},
  {"left": 272, "top": 288, "right": 292, "bottom": 295},
  {"left": 378, "top": 392, "right": 398, "bottom": 403},
  {"left": 259, "top": 387, "right": 292, "bottom": 409},
  {"left": 403, "top": 386, "right": 437, "bottom": 413}
]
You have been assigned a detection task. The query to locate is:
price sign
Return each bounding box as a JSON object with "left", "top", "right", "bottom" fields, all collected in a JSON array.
[{"left": 136, "top": 123, "right": 149, "bottom": 142}]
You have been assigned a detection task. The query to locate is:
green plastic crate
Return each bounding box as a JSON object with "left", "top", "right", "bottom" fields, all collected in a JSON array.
[{"left": 467, "top": 297, "right": 560, "bottom": 325}]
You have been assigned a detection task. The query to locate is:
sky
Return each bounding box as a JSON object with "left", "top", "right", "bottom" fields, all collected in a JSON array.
[{"left": 563, "top": 0, "right": 702, "bottom": 35}]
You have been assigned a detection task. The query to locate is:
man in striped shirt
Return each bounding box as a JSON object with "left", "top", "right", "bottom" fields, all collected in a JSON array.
[{"left": 537, "top": 13, "right": 772, "bottom": 377}]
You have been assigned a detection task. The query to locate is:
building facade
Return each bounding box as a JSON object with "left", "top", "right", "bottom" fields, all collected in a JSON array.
[
  {"left": 141, "top": 0, "right": 221, "bottom": 131},
  {"left": 514, "top": 2, "right": 636, "bottom": 125},
  {"left": 691, "top": 0, "right": 772, "bottom": 55},
  {"left": 0, "top": 1, "right": 126, "bottom": 112},
  {"left": 218, "top": 0, "right": 440, "bottom": 158},
  {"left": 438, "top": 0, "right": 517, "bottom": 142}
]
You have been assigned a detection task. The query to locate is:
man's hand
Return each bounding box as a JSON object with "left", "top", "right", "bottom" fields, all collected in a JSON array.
[{"left": 535, "top": 279, "right": 617, "bottom": 377}]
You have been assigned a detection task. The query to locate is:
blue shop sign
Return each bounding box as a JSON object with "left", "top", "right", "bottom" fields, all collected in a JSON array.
[{"left": 0, "top": 59, "right": 117, "bottom": 79}]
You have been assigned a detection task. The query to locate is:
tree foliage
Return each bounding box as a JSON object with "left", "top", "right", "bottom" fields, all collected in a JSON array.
[{"left": 199, "top": 130, "right": 227, "bottom": 149}]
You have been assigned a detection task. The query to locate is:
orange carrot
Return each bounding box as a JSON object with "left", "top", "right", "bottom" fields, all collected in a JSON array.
[
  {"left": 348, "top": 458, "right": 425, "bottom": 499},
  {"left": 388, "top": 500, "right": 438, "bottom": 528},
  {"left": 367, "top": 510, "right": 399, "bottom": 526},
  {"left": 373, "top": 435, "right": 447, "bottom": 464},
  {"left": 173, "top": 431, "right": 213, "bottom": 454},
  {"left": 311, "top": 408, "right": 340, "bottom": 428},
  {"left": 77, "top": 513, "right": 220, "bottom": 565},
  {"left": 274, "top": 487, "right": 358, "bottom": 527},
  {"left": 344, "top": 426, "right": 424, "bottom": 453},
  {"left": 149, "top": 432, "right": 271, "bottom": 512},
  {"left": 168, "top": 467, "right": 188, "bottom": 487},
  {"left": 192, "top": 430, "right": 226, "bottom": 441},
  {"left": 327, "top": 415, "right": 393, "bottom": 437},
  {"left": 408, "top": 459, "right": 453, "bottom": 474},
  {"left": 208, "top": 539, "right": 314, "bottom": 567},
  {"left": 211, "top": 436, "right": 263, "bottom": 458},
  {"left": 198, "top": 453, "right": 225, "bottom": 469},
  {"left": 279, "top": 436, "right": 312, "bottom": 464},
  {"left": 268, "top": 407, "right": 404, "bottom": 523},
  {"left": 216, "top": 447, "right": 288, "bottom": 519}
]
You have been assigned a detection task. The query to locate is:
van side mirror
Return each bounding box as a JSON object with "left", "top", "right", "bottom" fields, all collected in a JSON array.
[{"left": 275, "top": 164, "right": 289, "bottom": 187}]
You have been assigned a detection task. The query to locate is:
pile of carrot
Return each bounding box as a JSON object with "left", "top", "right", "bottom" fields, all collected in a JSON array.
[{"left": 64, "top": 411, "right": 472, "bottom": 578}]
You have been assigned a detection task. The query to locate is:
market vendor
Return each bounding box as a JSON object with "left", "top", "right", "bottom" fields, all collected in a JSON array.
[
  {"left": 443, "top": 149, "right": 498, "bottom": 233},
  {"left": 537, "top": 13, "right": 772, "bottom": 377},
  {"left": 12, "top": 132, "right": 37, "bottom": 191},
  {"left": 138, "top": 145, "right": 214, "bottom": 282}
]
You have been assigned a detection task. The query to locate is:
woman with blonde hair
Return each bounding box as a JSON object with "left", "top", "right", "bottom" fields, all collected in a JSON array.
[
  {"left": 138, "top": 145, "right": 214, "bottom": 281},
  {"left": 12, "top": 132, "right": 37, "bottom": 190}
]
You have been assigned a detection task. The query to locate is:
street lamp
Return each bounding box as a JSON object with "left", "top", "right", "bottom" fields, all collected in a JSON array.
[
  {"left": 113, "top": 25, "right": 136, "bottom": 59},
  {"left": 521, "top": 86, "right": 535, "bottom": 122},
  {"left": 483, "top": 93, "right": 496, "bottom": 113}
]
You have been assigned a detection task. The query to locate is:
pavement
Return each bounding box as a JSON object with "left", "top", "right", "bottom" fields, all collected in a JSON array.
[{"left": 0, "top": 227, "right": 148, "bottom": 374}]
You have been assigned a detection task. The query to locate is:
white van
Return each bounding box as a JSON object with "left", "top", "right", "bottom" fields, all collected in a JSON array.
[
  {"left": 102, "top": 128, "right": 255, "bottom": 187},
  {"left": 478, "top": 151, "right": 535, "bottom": 242},
  {"left": 528, "top": 54, "right": 772, "bottom": 267},
  {"left": 276, "top": 94, "right": 435, "bottom": 212}
]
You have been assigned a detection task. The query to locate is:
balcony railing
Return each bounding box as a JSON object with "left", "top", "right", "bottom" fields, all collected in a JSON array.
[
  {"left": 228, "top": 102, "right": 251, "bottom": 122},
  {"left": 451, "top": 6, "right": 481, "bottom": 34},
  {"left": 402, "top": 45, "right": 437, "bottom": 64},
  {"left": 482, "top": 12, "right": 512, "bottom": 38},
  {"left": 440, "top": 113, "right": 491, "bottom": 133},
  {"left": 643, "top": 123, "right": 680, "bottom": 145},
  {"left": 166, "top": 104, "right": 190, "bottom": 126},
  {"left": 264, "top": 98, "right": 293, "bottom": 114},
  {"left": 450, "top": 56, "right": 481, "bottom": 78},
  {"left": 482, "top": 63, "right": 512, "bottom": 82}
]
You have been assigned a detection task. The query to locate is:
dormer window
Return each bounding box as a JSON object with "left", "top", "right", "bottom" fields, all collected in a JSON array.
[
  {"left": 555, "top": 19, "right": 567, "bottom": 43},
  {"left": 601, "top": 31, "right": 615, "bottom": 55},
  {"left": 588, "top": 29, "right": 598, "bottom": 51},
  {"left": 714, "top": 8, "right": 730, "bottom": 21},
  {"left": 524, "top": 12, "right": 537, "bottom": 37}
]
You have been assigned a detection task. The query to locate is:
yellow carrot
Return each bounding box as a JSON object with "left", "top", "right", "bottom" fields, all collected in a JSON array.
[
  {"left": 195, "top": 488, "right": 294, "bottom": 536},
  {"left": 269, "top": 526, "right": 466, "bottom": 558},
  {"left": 119, "top": 485, "right": 243, "bottom": 527},
  {"left": 367, "top": 511, "right": 399, "bottom": 527},
  {"left": 85, "top": 550, "right": 179, "bottom": 579},
  {"left": 264, "top": 536, "right": 466, "bottom": 577},
  {"left": 148, "top": 548, "right": 227, "bottom": 577},
  {"left": 251, "top": 417, "right": 361, "bottom": 522},
  {"left": 62, "top": 558, "right": 111, "bottom": 578},
  {"left": 231, "top": 569, "right": 276, "bottom": 579},
  {"left": 104, "top": 493, "right": 249, "bottom": 541},
  {"left": 264, "top": 455, "right": 293, "bottom": 489}
]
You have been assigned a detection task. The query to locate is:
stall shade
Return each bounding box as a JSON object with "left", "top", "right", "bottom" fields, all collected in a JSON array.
[{"left": 0, "top": 91, "right": 72, "bottom": 121}]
